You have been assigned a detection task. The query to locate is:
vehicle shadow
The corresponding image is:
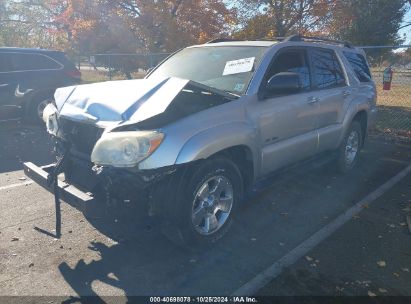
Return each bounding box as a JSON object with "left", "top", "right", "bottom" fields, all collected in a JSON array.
[
  {"left": 57, "top": 211, "right": 204, "bottom": 301},
  {"left": 0, "top": 122, "right": 54, "bottom": 174},
  {"left": 55, "top": 178, "right": 283, "bottom": 301}
]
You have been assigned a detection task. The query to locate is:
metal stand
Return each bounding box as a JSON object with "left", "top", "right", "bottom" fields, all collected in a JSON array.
[{"left": 34, "top": 152, "right": 68, "bottom": 239}]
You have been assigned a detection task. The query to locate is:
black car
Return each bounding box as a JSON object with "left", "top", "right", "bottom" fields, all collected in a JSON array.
[{"left": 0, "top": 47, "right": 81, "bottom": 123}]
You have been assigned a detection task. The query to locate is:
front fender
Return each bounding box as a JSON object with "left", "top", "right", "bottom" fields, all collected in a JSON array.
[{"left": 175, "top": 121, "right": 258, "bottom": 167}]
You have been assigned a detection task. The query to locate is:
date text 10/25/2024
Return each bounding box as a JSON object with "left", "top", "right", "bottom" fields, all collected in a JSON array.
[{"left": 149, "top": 297, "right": 258, "bottom": 303}]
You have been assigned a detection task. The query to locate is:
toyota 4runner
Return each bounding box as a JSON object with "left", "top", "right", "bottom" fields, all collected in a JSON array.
[{"left": 24, "top": 35, "right": 377, "bottom": 246}]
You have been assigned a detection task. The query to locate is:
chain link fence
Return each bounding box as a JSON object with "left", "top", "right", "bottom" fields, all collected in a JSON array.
[
  {"left": 363, "top": 46, "right": 411, "bottom": 138},
  {"left": 75, "top": 53, "right": 171, "bottom": 83},
  {"left": 74, "top": 47, "right": 410, "bottom": 138}
]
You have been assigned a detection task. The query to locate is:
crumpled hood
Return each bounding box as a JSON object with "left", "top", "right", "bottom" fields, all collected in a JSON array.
[{"left": 55, "top": 77, "right": 189, "bottom": 127}]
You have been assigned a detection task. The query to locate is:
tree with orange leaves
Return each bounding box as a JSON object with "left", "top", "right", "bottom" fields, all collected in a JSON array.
[
  {"left": 234, "top": 0, "right": 333, "bottom": 39},
  {"left": 0, "top": 0, "right": 236, "bottom": 55}
]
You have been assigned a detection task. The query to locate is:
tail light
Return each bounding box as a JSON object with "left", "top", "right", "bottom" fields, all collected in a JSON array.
[{"left": 65, "top": 69, "right": 82, "bottom": 79}]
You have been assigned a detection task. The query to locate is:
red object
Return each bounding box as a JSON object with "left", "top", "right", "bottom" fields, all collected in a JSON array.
[
  {"left": 65, "top": 69, "right": 82, "bottom": 80},
  {"left": 383, "top": 67, "right": 393, "bottom": 90}
]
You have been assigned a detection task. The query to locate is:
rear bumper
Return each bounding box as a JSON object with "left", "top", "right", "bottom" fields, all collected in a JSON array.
[{"left": 23, "top": 162, "right": 95, "bottom": 209}]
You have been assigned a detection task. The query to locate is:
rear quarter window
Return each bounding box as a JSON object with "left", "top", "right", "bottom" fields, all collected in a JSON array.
[
  {"left": 343, "top": 51, "right": 372, "bottom": 82},
  {"left": 52, "top": 52, "right": 77, "bottom": 69},
  {"left": 10, "top": 53, "right": 62, "bottom": 71}
]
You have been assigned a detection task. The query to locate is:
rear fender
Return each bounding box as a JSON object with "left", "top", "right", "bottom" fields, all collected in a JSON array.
[{"left": 338, "top": 102, "right": 370, "bottom": 146}]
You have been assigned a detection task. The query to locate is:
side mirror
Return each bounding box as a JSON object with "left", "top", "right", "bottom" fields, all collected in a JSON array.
[{"left": 265, "top": 72, "right": 302, "bottom": 96}]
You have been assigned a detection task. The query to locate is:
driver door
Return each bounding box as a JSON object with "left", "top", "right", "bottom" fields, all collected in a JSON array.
[{"left": 255, "top": 47, "right": 319, "bottom": 175}]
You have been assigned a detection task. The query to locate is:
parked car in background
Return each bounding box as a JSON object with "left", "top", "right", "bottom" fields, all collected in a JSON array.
[
  {"left": 0, "top": 48, "right": 81, "bottom": 123},
  {"left": 25, "top": 35, "right": 377, "bottom": 247}
]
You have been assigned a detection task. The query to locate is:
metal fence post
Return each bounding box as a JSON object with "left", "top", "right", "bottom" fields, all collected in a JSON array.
[
  {"left": 108, "top": 55, "right": 112, "bottom": 80},
  {"left": 149, "top": 54, "right": 154, "bottom": 68}
]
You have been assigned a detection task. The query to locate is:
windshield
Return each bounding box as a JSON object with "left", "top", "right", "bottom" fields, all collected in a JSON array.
[{"left": 147, "top": 46, "right": 268, "bottom": 94}]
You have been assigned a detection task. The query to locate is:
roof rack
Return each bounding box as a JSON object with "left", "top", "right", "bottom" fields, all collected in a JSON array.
[
  {"left": 205, "top": 35, "right": 354, "bottom": 48},
  {"left": 283, "top": 34, "right": 353, "bottom": 48},
  {"left": 206, "top": 38, "right": 243, "bottom": 44}
]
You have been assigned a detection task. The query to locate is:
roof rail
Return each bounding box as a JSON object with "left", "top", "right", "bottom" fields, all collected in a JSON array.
[
  {"left": 205, "top": 35, "right": 354, "bottom": 48},
  {"left": 283, "top": 34, "right": 301, "bottom": 42},
  {"left": 206, "top": 38, "right": 243, "bottom": 44},
  {"left": 283, "top": 34, "right": 353, "bottom": 48}
]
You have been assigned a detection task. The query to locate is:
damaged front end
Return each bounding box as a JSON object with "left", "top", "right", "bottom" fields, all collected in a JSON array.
[
  {"left": 24, "top": 76, "right": 235, "bottom": 237},
  {"left": 23, "top": 118, "right": 179, "bottom": 237}
]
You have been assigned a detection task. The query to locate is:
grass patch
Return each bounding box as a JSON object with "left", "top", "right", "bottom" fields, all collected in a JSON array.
[
  {"left": 376, "top": 84, "right": 411, "bottom": 108},
  {"left": 375, "top": 105, "right": 411, "bottom": 133},
  {"left": 371, "top": 71, "right": 410, "bottom": 135}
]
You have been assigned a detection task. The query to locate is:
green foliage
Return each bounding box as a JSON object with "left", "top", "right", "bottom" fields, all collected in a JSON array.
[
  {"left": 332, "top": 0, "right": 407, "bottom": 45},
  {"left": 330, "top": 0, "right": 408, "bottom": 63},
  {"left": 234, "top": 0, "right": 333, "bottom": 38},
  {"left": 0, "top": 0, "right": 236, "bottom": 55}
]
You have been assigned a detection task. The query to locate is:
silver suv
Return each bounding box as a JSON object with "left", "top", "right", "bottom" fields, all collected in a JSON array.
[{"left": 24, "top": 35, "right": 377, "bottom": 246}]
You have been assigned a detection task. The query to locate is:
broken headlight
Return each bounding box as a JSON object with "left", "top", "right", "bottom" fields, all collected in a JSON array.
[
  {"left": 43, "top": 103, "right": 59, "bottom": 136},
  {"left": 91, "top": 131, "right": 164, "bottom": 168}
]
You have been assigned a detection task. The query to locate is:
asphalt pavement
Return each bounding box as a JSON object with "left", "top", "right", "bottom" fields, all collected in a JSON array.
[
  {"left": 258, "top": 172, "right": 411, "bottom": 297},
  {"left": 0, "top": 122, "right": 410, "bottom": 300}
]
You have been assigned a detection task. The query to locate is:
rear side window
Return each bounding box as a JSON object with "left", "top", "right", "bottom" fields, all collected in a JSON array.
[
  {"left": 10, "top": 53, "right": 62, "bottom": 71},
  {"left": 343, "top": 51, "right": 372, "bottom": 82},
  {"left": 52, "top": 52, "right": 77, "bottom": 69},
  {"left": 311, "top": 48, "right": 346, "bottom": 89}
]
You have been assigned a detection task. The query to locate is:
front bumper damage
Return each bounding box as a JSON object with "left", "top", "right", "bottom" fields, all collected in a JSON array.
[
  {"left": 23, "top": 158, "right": 179, "bottom": 238},
  {"left": 24, "top": 162, "right": 95, "bottom": 207}
]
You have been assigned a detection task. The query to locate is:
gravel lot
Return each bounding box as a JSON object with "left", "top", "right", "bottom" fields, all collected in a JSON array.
[{"left": 0, "top": 122, "right": 410, "bottom": 300}]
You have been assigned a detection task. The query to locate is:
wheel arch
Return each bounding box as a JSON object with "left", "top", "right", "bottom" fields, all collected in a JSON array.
[
  {"left": 175, "top": 123, "right": 258, "bottom": 191},
  {"left": 339, "top": 104, "right": 370, "bottom": 147},
  {"left": 23, "top": 88, "right": 56, "bottom": 118},
  {"left": 208, "top": 145, "right": 255, "bottom": 192},
  {"left": 352, "top": 110, "right": 368, "bottom": 145}
]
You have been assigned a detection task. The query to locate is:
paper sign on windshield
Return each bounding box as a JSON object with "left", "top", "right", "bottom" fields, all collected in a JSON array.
[{"left": 223, "top": 57, "right": 255, "bottom": 76}]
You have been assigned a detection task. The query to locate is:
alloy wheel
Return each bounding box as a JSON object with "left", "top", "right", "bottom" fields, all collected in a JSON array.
[{"left": 191, "top": 175, "right": 234, "bottom": 235}]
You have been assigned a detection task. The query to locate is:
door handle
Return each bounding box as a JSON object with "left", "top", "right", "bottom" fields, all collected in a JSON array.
[
  {"left": 343, "top": 90, "right": 351, "bottom": 97},
  {"left": 307, "top": 96, "right": 319, "bottom": 104}
]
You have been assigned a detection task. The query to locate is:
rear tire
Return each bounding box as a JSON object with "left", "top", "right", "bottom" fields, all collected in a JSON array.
[
  {"left": 336, "top": 121, "right": 363, "bottom": 173},
  {"left": 164, "top": 157, "right": 243, "bottom": 248}
]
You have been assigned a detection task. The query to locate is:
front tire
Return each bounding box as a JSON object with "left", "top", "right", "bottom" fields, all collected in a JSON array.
[
  {"left": 336, "top": 121, "right": 363, "bottom": 173},
  {"left": 28, "top": 97, "right": 52, "bottom": 124},
  {"left": 166, "top": 157, "right": 244, "bottom": 247}
]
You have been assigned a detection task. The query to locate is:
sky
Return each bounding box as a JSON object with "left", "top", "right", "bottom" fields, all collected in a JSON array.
[{"left": 399, "top": 10, "right": 411, "bottom": 45}]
